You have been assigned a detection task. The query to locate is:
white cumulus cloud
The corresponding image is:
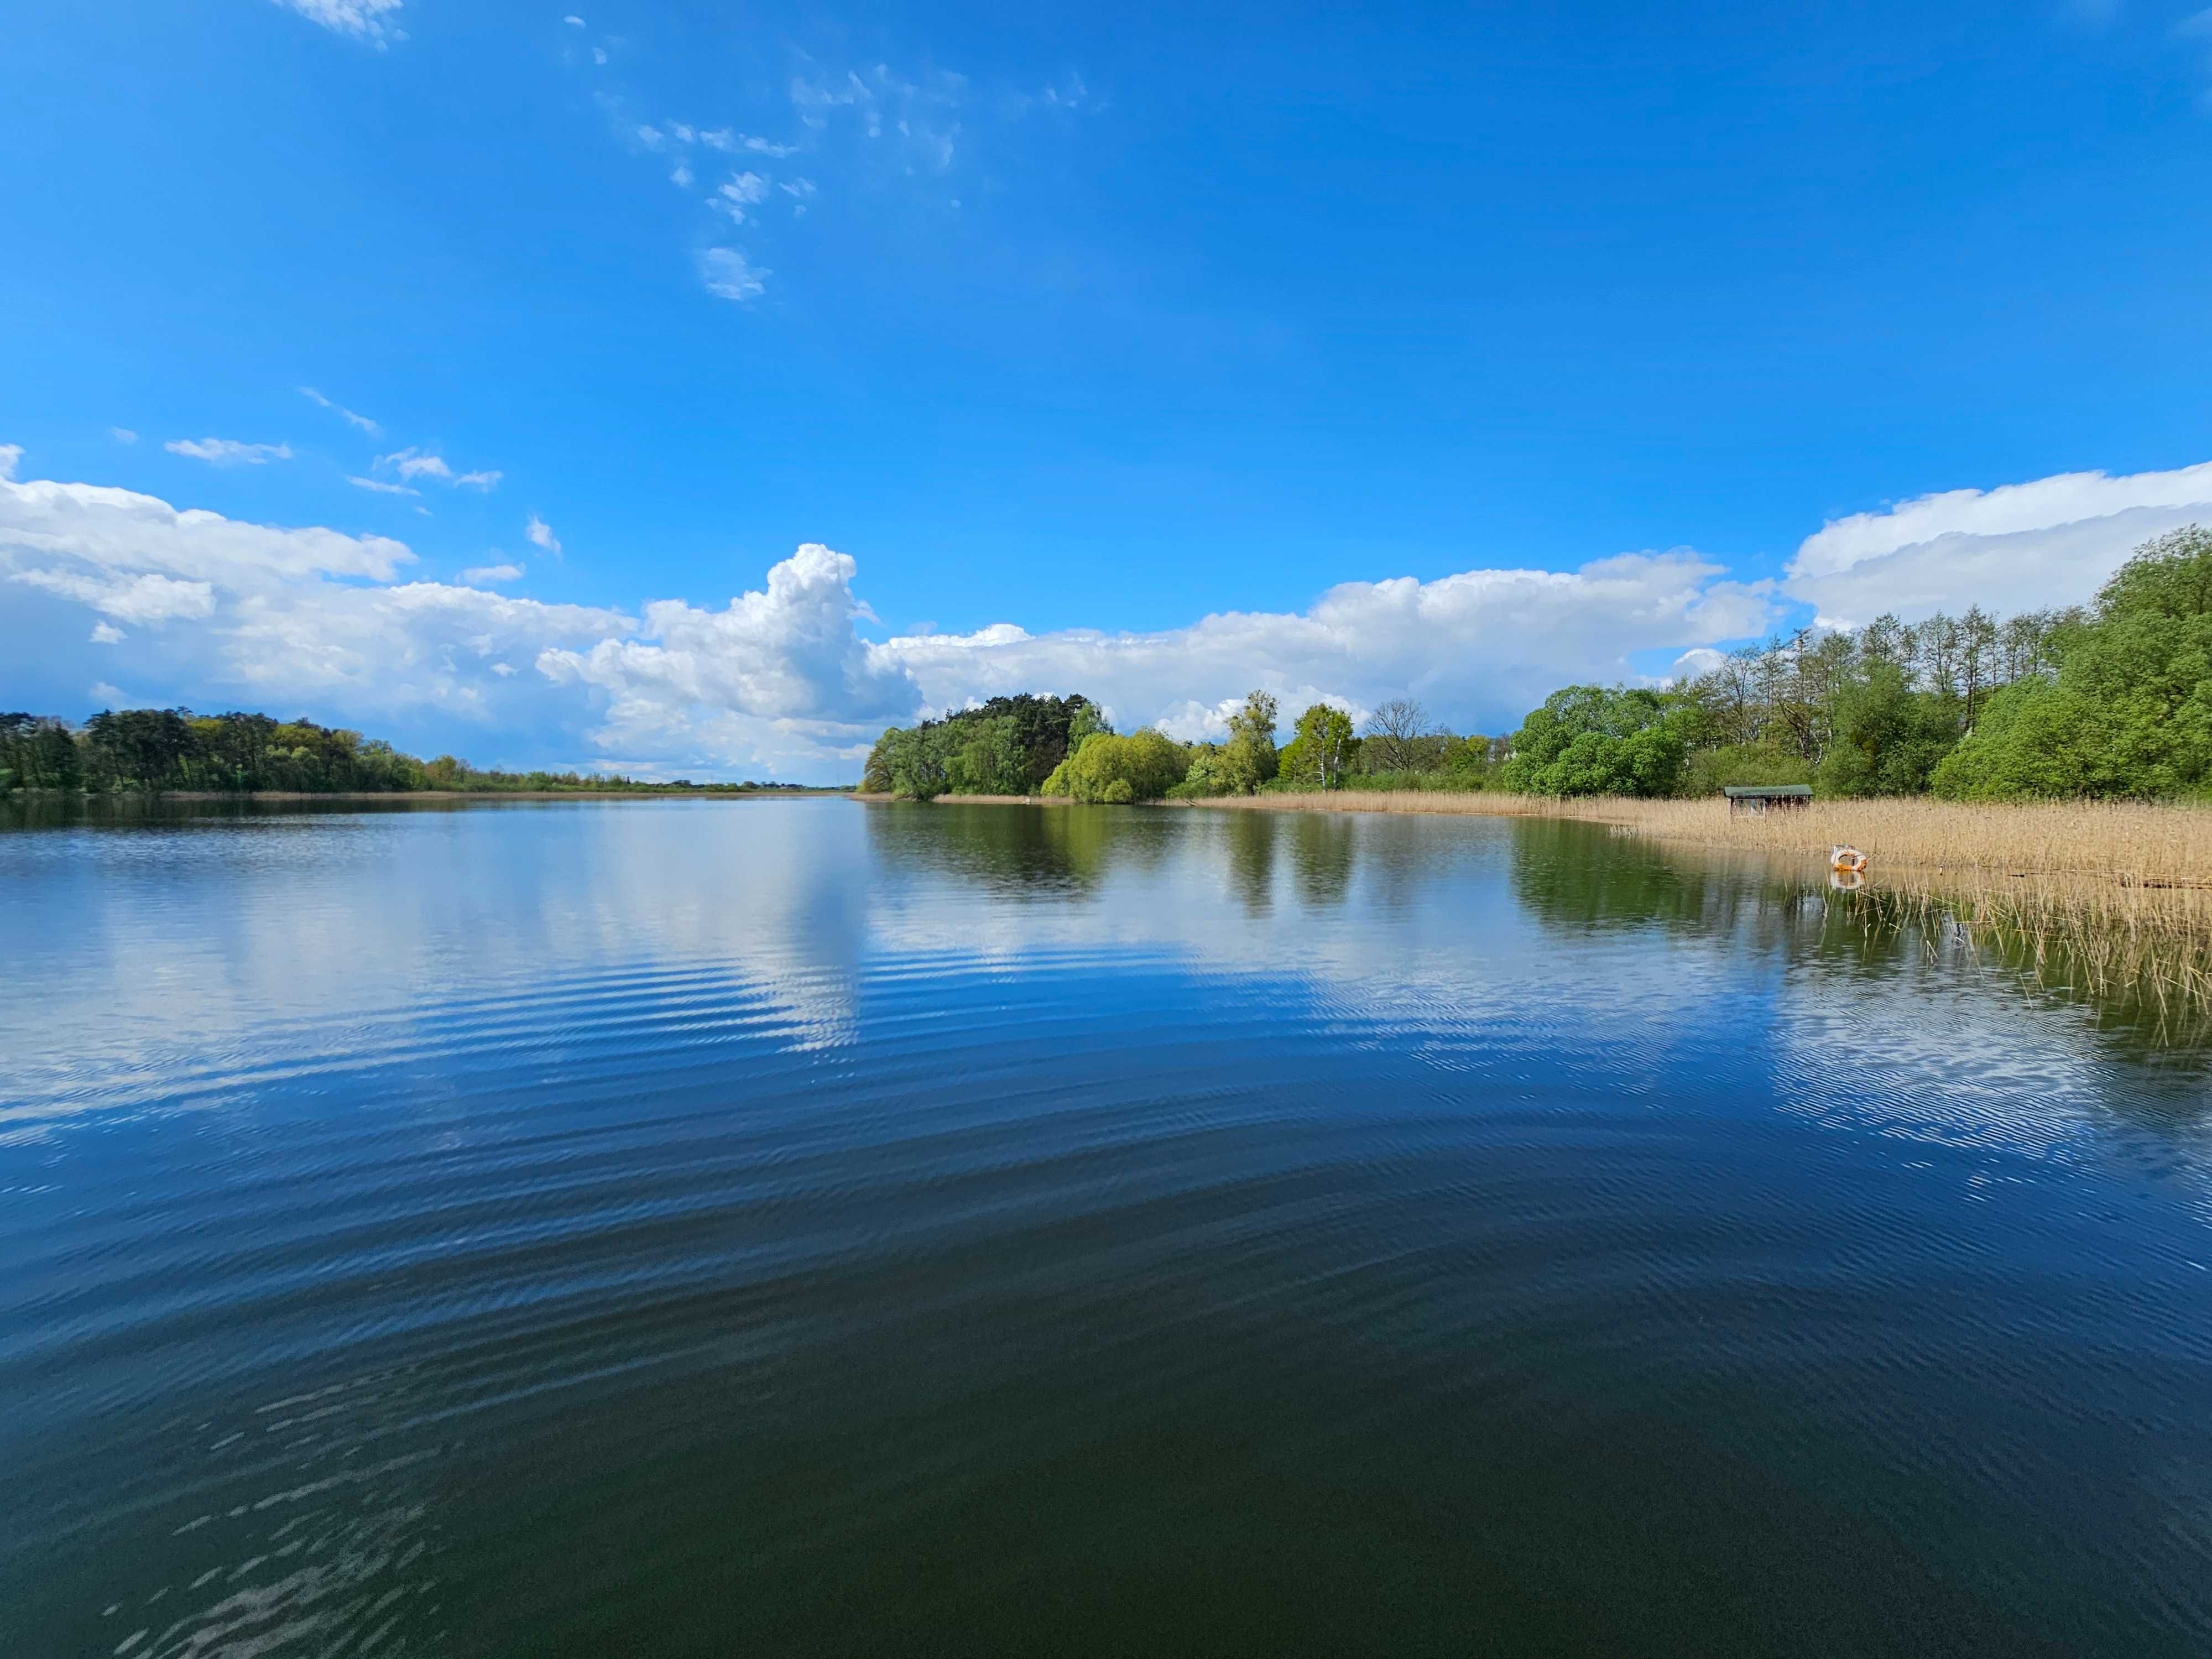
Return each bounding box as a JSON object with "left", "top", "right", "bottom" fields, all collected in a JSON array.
[
  {"left": 12, "top": 452, "right": 2200, "bottom": 783},
  {"left": 0, "top": 467, "right": 628, "bottom": 732},
  {"left": 525, "top": 514, "right": 562, "bottom": 556},
  {"left": 1785, "top": 460, "right": 2212, "bottom": 625},
  {"left": 540, "top": 544, "right": 923, "bottom": 743}
]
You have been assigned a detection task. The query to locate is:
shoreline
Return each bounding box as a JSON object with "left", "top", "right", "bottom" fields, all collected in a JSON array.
[
  {"left": 849, "top": 792, "right": 1069, "bottom": 806},
  {"left": 857, "top": 785, "right": 2212, "bottom": 1018}
]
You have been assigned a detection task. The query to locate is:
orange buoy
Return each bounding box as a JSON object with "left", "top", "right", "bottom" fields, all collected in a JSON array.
[{"left": 1831, "top": 844, "right": 1868, "bottom": 875}]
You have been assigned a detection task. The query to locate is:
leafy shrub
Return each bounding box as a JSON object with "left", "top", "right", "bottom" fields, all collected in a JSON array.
[
  {"left": 1041, "top": 729, "right": 1190, "bottom": 803},
  {"left": 1500, "top": 686, "right": 1692, "bottom": 797}
]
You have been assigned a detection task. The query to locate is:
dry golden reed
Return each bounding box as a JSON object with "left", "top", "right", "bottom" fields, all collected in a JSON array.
[{"left": 1179, "top": 791, "right": 2212, "bottom": 1031}]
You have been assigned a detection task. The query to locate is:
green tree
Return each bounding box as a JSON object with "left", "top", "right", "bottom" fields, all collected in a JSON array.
[
  {"left": 943, "top": 716, "right": 1026, "bottom": 795},
  {"left": 1040, "top": 729, "right": 1188, "bottom": 803},
  {"left": 1279, "top": 703, "right": 1357, "bottom": 790},
  {"left": 1500, "top": 686, "right": 1691, "bottom": 797},
  {"left": 81, "top": 707, "right": 199, "bottom": 792},
  {"left": 884, "top": 725, "right": 952, "bottom": 800},
  {"left": 1217, "top": 690, "right": 1280, "bottom": 794},
  {"left": 1064, "top": 698, "right": 1113, "bottom": 759},
  {"left": 1813, "top": 660, "right": 1958, "bottom": 797},
  {"left": 0, "top": 715, "right": 81, "bottom": 791},
  {"left": 1933, "top": 526, "right": 2212, "bottom": 800}
]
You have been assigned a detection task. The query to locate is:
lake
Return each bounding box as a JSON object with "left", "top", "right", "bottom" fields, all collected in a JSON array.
[{"left": 3, "top": 797, "right": 2210, "bottom": 1657}]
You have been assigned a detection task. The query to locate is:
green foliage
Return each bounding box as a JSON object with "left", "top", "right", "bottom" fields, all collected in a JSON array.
[
  {"left": 1436, "top": 734, "right": 1500, "bottom": 788},
  {"left": 1066, "top": 698, "right": 1113, "bottom": 755},
  {"left": 1672, "top": 602, "right": 2083, "bottom": 789},
  {"left": 1213, "top": 690, "right": 1280, "bottom": 794},
  {"left": 2, "top": 707, "right": 808, "bottom": 795},
  {"left": 1813, "top": 661, "right": 1958, "bottom": 797},
  {"left": 864, "top": 694, "right": 1108, "bottom": 800},
  {"left": 1277, "top": 703, "right": 1357, "bottom": 790},
  {"left": 1041, "top": 729, "right": 1189, "bottom": 804},
  {"left": 1932, "top": 526, "right": 2212, "bottom": 801},
  {"left": 875, "top": 724, "right": 950, "bottom": 801},
  {"left": 1680, "top": 744, "right": 1814, "bottom": 798},
  {"left": 1174, "top": 744, "right": 1233, "bottom": 797},
  {"left": 0, "top": 714, "right": 83, "bottom": 791},
  {"left": 1500, "top": 686, "right": 1692, "bottom": 797},
  {"left": 2096, "top": 525, "right": 2212, "bottom": 623}
]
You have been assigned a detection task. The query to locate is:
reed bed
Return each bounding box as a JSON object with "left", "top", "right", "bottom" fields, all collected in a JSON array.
[{"left": 1184, "top": 790, "right": 2212, "bottom": 1032}]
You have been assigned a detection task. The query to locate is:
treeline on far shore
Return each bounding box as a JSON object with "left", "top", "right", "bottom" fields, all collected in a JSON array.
[
  {"left": 0, "top": 708, "right": 832, "bottom": 797},
  {"left": 864, "top": 526, "right": 2212, "bottom": 806}
]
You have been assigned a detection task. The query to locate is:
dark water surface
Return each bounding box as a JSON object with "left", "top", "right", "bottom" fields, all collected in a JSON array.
[{"left": 4, "top": 799, "right": 2211, "bottom": 1657}]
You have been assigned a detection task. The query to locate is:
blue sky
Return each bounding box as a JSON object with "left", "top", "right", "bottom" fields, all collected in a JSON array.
[{"left": 4, "top": 1, "right": 2211, "bottom": 778}]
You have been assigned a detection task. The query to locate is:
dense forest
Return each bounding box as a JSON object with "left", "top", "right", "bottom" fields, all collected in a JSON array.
[
  {"left": 860, "top": 695, "right": 1110, "bottom": 799},
  {"left": 0, "top": 708, "right": 823, "bottom": 796},
  {"left": 862, "top": 525, "right": 2212, "bottom": 805}
]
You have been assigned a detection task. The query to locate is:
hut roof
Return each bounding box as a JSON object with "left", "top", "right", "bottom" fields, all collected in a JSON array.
[{"left": 1720, "top": 784, "right": 1813, "bottom": 799}]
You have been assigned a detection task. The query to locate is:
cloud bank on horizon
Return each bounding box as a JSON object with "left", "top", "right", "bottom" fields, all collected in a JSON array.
[{"left": 4, "top": 447, "right": 2209, "bottom": 781}]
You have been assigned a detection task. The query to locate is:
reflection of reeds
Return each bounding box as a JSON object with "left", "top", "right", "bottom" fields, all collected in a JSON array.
[{"left": 1185, "top": 792, "right": 2212, "bottom": 1032}]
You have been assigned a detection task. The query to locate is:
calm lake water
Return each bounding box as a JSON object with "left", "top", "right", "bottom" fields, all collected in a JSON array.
[{"left": 4, "top": 797, "right": 2211, "bottom": 1657}]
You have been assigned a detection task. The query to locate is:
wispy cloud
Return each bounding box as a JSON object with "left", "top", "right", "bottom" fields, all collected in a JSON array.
[
  {"left": 111, "top": 427, "right": 138, "bottom": 445},
  {"left": 91, "top": 622, "right": 125, "bottom": 645},
  {"left": 713, "top": 170, "right": 772, "bottom": 222},
  {"left": 700, "top": 247, "right": 769, "bottom": 302},
  {"left": 348, "top": 475, "right": 421, "bottom": 497},
  {"left": 462, "top": 562, "right": 525, "bottom": 584},
  {"left": 377, "top": 447, "right": 502, "bottom": 489},
  {"left": 1006, "top": 74, "right": 1091, "bottom": 117},
  {"left": 564, "top": 13, "right": 585, "bottom": 25},
  {"left": 269, "top": 0, "right": 405, "bottom": 47},
  {"left": 166, "top": 437, "right": 294, "bottom": 466},
  {"left": 299, "top": 386, "right": 380, "bottom": 435},
  {"left": 525, "top": 514, "right": 563, "bottom": 557},
  {"left": 790, "top": 62, "right": 965, "bottom": 170},
  {"left": 585, "top": 49, "right": 1065, "bottom": 304},
  {"left": 706, "top": 131, "right": 798, "bottom": 157}
]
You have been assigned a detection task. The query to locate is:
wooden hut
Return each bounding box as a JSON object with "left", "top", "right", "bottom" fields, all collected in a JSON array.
[{"left": 1722, "top": 784, "right": 1813, "bottom": 817}]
